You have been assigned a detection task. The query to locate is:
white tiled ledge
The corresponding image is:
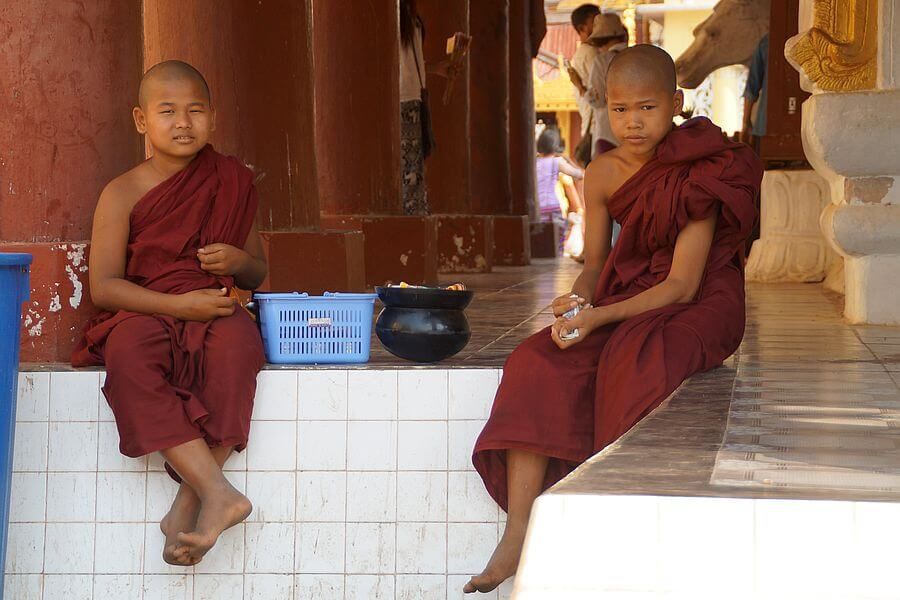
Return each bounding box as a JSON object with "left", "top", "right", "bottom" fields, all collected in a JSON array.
[{"left": 7, "top": 368, "right": 515, "bottom": 600}]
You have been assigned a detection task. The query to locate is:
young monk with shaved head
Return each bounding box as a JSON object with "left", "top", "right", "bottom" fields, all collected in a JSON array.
[
  {"left": 466, "top": 45, "right": 762, "bottom": 593},
  {"left": 73, "top": 60, "right": 267, "bottom": 566}
]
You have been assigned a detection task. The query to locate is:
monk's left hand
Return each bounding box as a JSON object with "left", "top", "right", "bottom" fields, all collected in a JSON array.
[
  {"left": 551, "top": 309, "right": 595, "bottom": 350},
  {"left": 197, "top": 243, "right": 247, "bottom": 276}
]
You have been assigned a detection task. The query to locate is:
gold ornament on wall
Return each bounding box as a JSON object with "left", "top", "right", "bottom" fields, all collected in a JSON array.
[{"left": 785, "top": 0, "right": 878, "bottom": 92}]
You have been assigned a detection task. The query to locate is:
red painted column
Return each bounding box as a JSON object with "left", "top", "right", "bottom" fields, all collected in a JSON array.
[
  {"left": 469, "top": 0, "right": 529, "bottom": 265},
  {"left": 315, "top": 1, "right": 439, "bottom": 285},
  {"left": 0, "top": 1, "right": 142, "bottom": 362},
  {"left": 313, "top": 0, "right": 401, "bottom": 215},
  {"left": 509, "top": 0, "right": 542, "bottom": 220}
]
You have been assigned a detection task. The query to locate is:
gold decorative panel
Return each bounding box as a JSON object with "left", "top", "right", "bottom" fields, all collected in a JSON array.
[{"left": 786, "top": 0, "right": 878, "bottom": 91}]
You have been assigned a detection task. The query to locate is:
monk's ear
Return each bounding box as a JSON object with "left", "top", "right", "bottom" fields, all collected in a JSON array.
[
  {"left": 133, "top": 106, "right": 147, "bottom": 134},
  {"left": 672, "top": 90, "right": 685, "bottom": 117},
  {"left": 209, "top": 107, "right": 217, "bottom": 133}
]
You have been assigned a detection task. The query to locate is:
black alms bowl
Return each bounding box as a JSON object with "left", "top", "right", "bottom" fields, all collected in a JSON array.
[{"left": 374, "top": 286, "right": 473, "bottom": 362}]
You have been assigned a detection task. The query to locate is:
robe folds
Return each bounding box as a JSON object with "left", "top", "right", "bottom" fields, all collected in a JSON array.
[
  {"left": 472, "top": 118, "right": 763, "bottom": 511},
  {"left": 72, "top": 145, "right": 266, "bottom": 459}
]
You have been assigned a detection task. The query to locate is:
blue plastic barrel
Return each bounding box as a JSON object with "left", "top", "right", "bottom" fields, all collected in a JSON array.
[{"left": 0, "top": 253, "right": 32, "bottom": 592}]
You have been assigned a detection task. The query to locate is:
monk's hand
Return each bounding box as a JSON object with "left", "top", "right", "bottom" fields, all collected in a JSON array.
[
  {"left": 197, "top": 243, "right": 247, "bottom": 276},
  {"left": 551, "top": 293, "right": 586, "bottom": 317},
  {"left": 550, "top": 308, "right": 597, "bottom": 350},
  {"left": 176, "top": 288, "right": 237, "bottom": 321}
]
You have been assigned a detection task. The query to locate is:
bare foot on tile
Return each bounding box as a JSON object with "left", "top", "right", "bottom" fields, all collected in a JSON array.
[
  {"left": 160, "top": 484, "right": 201, "bottom": 566},
  {"left": 463, "top": 526, "right": 526, "bottom": 593},
  {"left": 174, "top": 481, "right": 252, "bottom": 562}
]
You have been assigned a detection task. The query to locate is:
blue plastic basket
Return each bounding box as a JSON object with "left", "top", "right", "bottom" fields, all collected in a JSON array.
[{"left": 255, "top": 292, "right": 378, "bottom": 364}]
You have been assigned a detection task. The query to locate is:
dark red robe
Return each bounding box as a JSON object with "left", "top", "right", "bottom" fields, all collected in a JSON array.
[
  {"left": 72, "top": 145, "right": 265, "bottom": 459},
  {"left": 473, "top": 118, "right": 763, "bottom": 511}
]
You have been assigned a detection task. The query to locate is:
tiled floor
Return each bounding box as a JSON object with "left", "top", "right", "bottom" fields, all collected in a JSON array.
[{"left": 515, "top": 283, "right": 900, "bottom": 599}]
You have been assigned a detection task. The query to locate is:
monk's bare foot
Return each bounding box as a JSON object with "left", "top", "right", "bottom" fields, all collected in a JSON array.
[
  {"left": 160, "top": 485, "right": 201, "bottom": 566},
  {"left": 463, "top": 527, "right": 526, "bottom": 593},
  {"left": 175, "top": 481, "right": 252, "bottom": 562}
]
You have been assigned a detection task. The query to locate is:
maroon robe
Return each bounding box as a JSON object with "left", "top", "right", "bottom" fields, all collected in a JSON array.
[
  {"left": 473, "top": 118, "right": 763, "bottom": 511},
  {"left": 72, "top": 145, "right": 266, "bottom": 459}
]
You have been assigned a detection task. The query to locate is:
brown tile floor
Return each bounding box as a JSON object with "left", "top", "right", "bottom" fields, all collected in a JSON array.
[{"left": 554, "top": 281, "right": 900, "bottom": 502}]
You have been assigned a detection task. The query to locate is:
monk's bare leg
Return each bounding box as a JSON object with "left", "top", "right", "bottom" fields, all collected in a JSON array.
[
  {"left": 464, "top": 449, "right": 549, "bottom": 593},
  {"left": 161, "top": 440, "right": 251, "bottom": 563},
  {"left": 161, "top": 445, "right": 234, "bottom": 565}
]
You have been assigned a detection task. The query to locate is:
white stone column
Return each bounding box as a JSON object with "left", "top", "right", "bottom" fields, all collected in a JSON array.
[
  {"left": 746, "top": 169, "right": 837, "bottom": 284},
  {"left": 786, "top": 0, "right": 900, "bottom": 324}
]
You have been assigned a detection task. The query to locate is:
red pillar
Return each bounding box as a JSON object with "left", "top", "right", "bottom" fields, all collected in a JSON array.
[
  {"left": 315, "top": 1, "right": 439, "bottom": 286},
  {"left": 144, "top": 0, "right": 365, "bottom": 295},
  {"left": 470, "top": 0, "right": 530, "bottom": 265},
  {"left": 0, "top": 2, "right": 142, "bottom": 362},
  {"left": 509, "top": 0, "right": 542, "bottom": 221}
]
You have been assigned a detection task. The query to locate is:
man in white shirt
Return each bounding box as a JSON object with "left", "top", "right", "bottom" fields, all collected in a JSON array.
[
  {"left": 568, "top": 13, "right": 629, "bottom": 159},
  {"left": 567, "top": 5, "right": 602, "bottom": 142}
]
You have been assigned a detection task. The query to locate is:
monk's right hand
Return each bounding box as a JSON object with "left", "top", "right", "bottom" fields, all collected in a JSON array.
[
  {"left": 176, "top": 288, "right": 237, "bottom": 321},
  {"left": 551, "top": 293, "right": 585, "bottom": 318}
]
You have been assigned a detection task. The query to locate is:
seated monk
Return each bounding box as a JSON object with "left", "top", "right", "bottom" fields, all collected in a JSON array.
[
  {"left": 465, "top": 45, "right": 762, "bottom": 593},
  {"left": 72, "top": 60, "right": 268, "bottom": 566}
]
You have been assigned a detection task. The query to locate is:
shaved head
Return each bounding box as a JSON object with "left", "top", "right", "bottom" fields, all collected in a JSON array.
[
  {"left": 138, "top": 60, "right": 211, "bottom": 107},
  {"left": 608, "top": 44, "right": 677, "bottom": 94}
]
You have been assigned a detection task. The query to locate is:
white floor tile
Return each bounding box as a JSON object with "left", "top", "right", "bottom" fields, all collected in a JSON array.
[
  {"left": 397, "top": 472, "right": 448, "bottom": 522},
  {"left": 448, "top": 421, "right": 484, "bottom": 471},
  {"left": 141, "top": 574, "right": 193, "bottom": 600},
  {"left": 254, "top": 370, "right": 299, "bottom": 420},
  {"left": 50, "top": 371, "right": 100, "bottom": 421},
  {"left": 3, "top": 574, "right": 41, "bottom": 600},
  {"left": 46, "top": 472, "right": 97, "bottom": 522},
  {"left": 48, "top": 422, "right": 98, "bottom": 471},
  {"left": 396, "top": 574, "right": 447, "bottom": 600},
  {"left": 346, "top": 472, "right": 397, "bottom": 522},
  {"left": 44, "top": 522, "right": 95, "bottom": 574},
  {"left": 658, "top": 497, "right": 754, "bottom": 594},
  {"left": 347, "top": 421, "right": 397, "bottom": 471},
  {"left": 298, "top": 370, "right": 348, "bottom": 420},
  {"left": 348, "top": 370, "right": 398, "bottom": 420},
  {"left": 145, "top": 472, "right": 176, "bottom": 524},
  {"left": 297, "top": 421, "right": 346, "bottom": 470},
  {"left": 755, "top": 499, "right": 855, "bottom": 598},
  {"left": 447, "top": 523, "right": 497, "bottom": 575},
  {"left": 244, "top": 574, "right": 293, "bottom": 600},
  {"left": 94, "top": 574, "right": 143, "bottom": 599},
  {"left": 97, "top": 422, "right": 147, "bottom": 472},
  {"left": 448, "top": 370, "right": 498, "bottom": 420},
  {"left": 295, "top": 522, "right": 345, "bottom": 573},
  {"left": 195, "top": 524, "right": 245, "bottom": 575},
  {"left": 247, "top": 471, "right": 296, "bottom": 522},
  {"left": 853, "top": 501, "right": 900, "bottom": 600},
  {"left": 96, "top": 472, "right": 146, "bottom": 521},
  {"left": 94, "top": 523, "right": 144, "bottom": 574},
  {"left": 398, "top": 370, "right": 449, "bottom": 420},
  {"left": 295, "top": 574, "right": 344, "bottom": 599},
  {"left": 396, "top": 522, "right": 447, "bottom": 574},
  {"left": 5, "top": 523, "right": 44, "bottom": 574},
  {"left": 296, "top": 472, "right": 346, "bottom": 522},
  {"left": 193, "top": 574, "right": 243, "bottom": 600},
  {"left": 43, "top": 573, "right": 92, "bottom": 600},
  {"left": 247, "top": 421, "right": 297, "bottom": 471},
  {"left": 346, "top": 522, "right": 396, "bottom": 574},
  {"left": 448, "top": 472, "right": 498, "bottom": 522},
  {"left": 345, "top": 575, "right": 395, "bottom": 600},
  {"left": 398, "top": 421, "right": 448, "bottom": 470},
  {"left": 246, "top": 523, "right": 295, "bottom": 573},
  {"left": 10, "top": 472, "right": 46, "bottom": 522},
  {"left": 13, "top": 422, "right": 49, "bottom": 472},
  {"left": 16, "top": 372, "right": 50, "bottom": 422}
]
